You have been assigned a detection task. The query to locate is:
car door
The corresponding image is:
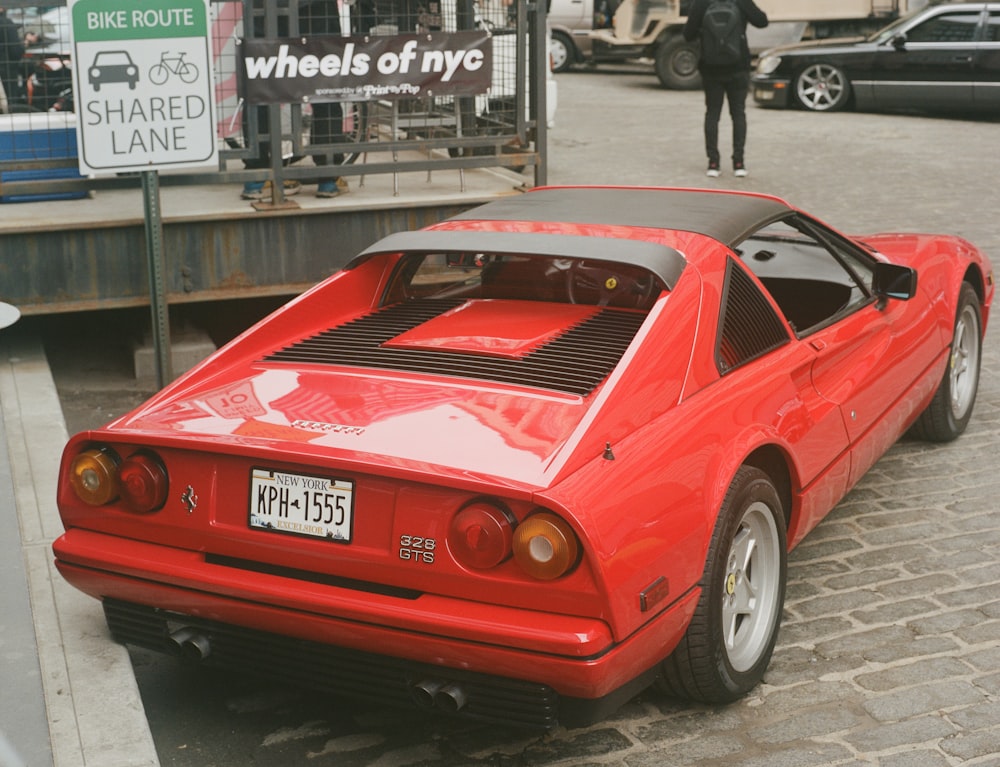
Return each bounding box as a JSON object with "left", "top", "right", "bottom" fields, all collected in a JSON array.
[
  {"left": 974, "top": 9, "right": 1000, "bottom": 110},
  {"left": 869, "top": 7, "right": 981, "bottom": 110},
  {"left": 736, "top": 215, "right": 929, "bottom": 487}
]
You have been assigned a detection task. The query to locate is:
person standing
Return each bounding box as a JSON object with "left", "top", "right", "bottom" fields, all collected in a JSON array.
[
  {"left": 300, "top": 0, "right": 347, "bottom": 198},
  {"left": 0, "top": 7, "right": 26, "bottom": 111},
  {"left": 683, "top": 0, "right": 768, "bottom": 178}
]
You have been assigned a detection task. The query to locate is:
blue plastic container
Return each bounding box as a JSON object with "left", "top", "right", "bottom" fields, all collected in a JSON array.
[{"left": 0, "top": 113, "right": 88, "bottom": 202}]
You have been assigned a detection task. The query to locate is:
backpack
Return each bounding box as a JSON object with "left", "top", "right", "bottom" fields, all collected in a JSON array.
[{"left": 700, "top": 0, "right": 745, "bottom": 69}]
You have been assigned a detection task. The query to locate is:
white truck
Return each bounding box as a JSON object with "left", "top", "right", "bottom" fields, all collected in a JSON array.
[{"left": 588, "top": 0, "right": 931, "bottom": 88}]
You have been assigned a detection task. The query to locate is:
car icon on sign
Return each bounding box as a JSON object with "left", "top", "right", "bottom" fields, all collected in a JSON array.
[{"left": 89, "top": 50, "right": 139, "bottom": 91}]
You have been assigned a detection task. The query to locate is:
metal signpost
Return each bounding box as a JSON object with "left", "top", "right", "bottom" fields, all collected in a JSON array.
[{"left": 69, "top": 0, "right": 218, "bottom": 388}]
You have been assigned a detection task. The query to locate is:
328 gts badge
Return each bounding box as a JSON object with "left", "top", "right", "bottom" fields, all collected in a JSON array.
[{"left": 399, "top": 534, "right": 436, "bottom": 564}]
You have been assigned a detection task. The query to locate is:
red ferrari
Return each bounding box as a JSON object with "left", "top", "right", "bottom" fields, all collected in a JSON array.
[{"left": 54, "top": 187, "right": 993, "bottom": 728}]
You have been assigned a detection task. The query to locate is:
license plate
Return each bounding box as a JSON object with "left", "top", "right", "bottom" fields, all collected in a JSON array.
[{"left": 249, "top": 468, "right": 354, "bottom": 542}]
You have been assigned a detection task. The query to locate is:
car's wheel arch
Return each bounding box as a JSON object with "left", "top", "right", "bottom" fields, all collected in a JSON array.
[
  {"left": 549, "top": 28, "right": 577, "bottom": 73},
  {"left": 742, "top": 446, "right": 793, "bottom": 533},
  {"left": 961, "top": 264, "right": 987, "bottom": 310},
  {"left": 706, "top": 440, "right": 795, "bottom": 534},
  {"left": 926, "top": 261, "right": 989, "bottom": 344}
]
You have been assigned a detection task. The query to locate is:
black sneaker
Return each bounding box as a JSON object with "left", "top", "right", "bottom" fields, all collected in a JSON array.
[
  {"left": 733, "top": 162, "right": 748, "bottom": 178},
  {"left": 706, "top": 161, "right": 721, "bottom": 178}
]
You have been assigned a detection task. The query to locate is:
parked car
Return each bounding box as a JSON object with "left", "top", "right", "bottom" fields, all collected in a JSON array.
[
  {"left": 547, "top": 0, "right": 621, "bottom": 72},
  {"left": 752, "top": 2, "right": 1000, "bottom": 112},
  {"left": 53, "top": 186, "right": 992, "bottom": 729}
]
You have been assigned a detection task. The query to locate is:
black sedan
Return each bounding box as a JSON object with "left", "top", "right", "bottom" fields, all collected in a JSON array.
[{"left": 752, "top": 2, "right": 1000, "bottom": 113}]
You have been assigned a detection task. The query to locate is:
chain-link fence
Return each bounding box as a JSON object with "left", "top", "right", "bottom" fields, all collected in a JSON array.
[{"left": 0, "top": 0, "right": 548, "bottom": 204}]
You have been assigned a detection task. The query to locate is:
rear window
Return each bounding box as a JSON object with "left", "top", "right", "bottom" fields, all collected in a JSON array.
[{"left": 382, "top": 252, "right": 663, "bottom": 310}]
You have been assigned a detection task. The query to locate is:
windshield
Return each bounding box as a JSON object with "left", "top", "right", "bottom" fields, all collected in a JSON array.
[
  {"left": 96, "top": 52, "right": 133, "bottom": 65},
  {"left": 869, "top": 9, "right": 924, "bottom": 44}
]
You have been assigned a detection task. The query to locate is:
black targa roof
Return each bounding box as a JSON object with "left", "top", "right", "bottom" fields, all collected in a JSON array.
[
  {"left": 454, "top": 187, "right": 793, "bottom": 248},
  {"left": 348, "top": 188, "right": 792, "bottom": 289}
]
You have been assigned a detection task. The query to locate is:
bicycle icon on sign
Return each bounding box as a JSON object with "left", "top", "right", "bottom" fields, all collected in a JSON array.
[{"left": 148, "top": 51, "right": 199, "bottom": 85}]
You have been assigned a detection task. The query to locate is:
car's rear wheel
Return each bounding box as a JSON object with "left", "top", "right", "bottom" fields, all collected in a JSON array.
[
  {"left": 657, "top": 466, "right": 786, "bottom": 702},
  {"left": 655, "top": 36, "right": 701, "bottom": 90},
  {"left": 794, "top": 62, "right": 851, "bottom": 111},
  {"left": 910, "top": 282, "right": 982, "bottom": 442},
  {"left": 550, "top": 30, "right": 575, "bottom": 73}
]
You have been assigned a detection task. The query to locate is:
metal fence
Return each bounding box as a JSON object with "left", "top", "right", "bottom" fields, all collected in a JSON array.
[{"left": 0, "top": 0, "right": 548, "bottom": 204}]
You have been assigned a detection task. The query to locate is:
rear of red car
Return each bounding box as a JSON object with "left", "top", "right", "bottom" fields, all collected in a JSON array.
[{"left": 52, "top": 222, "right": 700, "bottom": 728}]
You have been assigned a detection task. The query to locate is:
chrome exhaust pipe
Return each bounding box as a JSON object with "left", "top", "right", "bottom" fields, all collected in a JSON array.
[
  {"left": 434, "top": 683, "right": 468, "bottom": 713},
  {"left": 411, "top": 679, "right": 444, "bottom": 709},
  {"left": 168, "top": 628, "right": 211, "bottom": 662}
]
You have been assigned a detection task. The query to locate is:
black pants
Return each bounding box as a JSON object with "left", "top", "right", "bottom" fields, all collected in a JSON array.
[
  {"left": 243, "top": 1, "right": 344, "bottom": 183},
  {"left": 301, "top": 0, "right": 345, "bottom": 185},
  {"left": 701, "top": 70, "right": 750, "bottom": 166},
  {"left": 310, "top": 101, "right": 345, "bottom": 185}
]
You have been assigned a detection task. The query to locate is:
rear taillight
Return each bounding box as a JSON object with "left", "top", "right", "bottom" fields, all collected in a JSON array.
[
  {"left": 449, "top": 502, "right": 582, "bottom": 580},
  {"left": 69, "top": 446, "right": 168, "bottom": 513},
  {"left": 448, "top": 501, "right": 515, "bottom": 569},
  {"left": 512, "top": 512, "right": 580, "bottom": 580},
  {"left": 118, "top": 451, "right": 169, "bottom": 512}
]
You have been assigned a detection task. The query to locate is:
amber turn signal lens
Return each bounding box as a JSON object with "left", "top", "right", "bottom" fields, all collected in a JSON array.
[
  {"left": 512, "top": 512, "right": 580, "bottom": 580},
  {"left": 119, "top": 452, "right": 169, "bottom": 512},
  {"left": 69, "top": 448, "right": 120, "bottom": 506}
]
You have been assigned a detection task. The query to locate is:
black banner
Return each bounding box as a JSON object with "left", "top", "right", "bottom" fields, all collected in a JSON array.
[{"left": 240, "top": 31, "right": 493, "bottom": 103}]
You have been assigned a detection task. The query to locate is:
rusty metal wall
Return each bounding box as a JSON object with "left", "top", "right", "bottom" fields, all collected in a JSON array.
[{"left": 2, "top": 200, "right": 477, "bottom": 315}]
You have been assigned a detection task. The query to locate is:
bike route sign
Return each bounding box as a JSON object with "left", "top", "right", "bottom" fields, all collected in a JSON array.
[{"left": 69, "top": 0, "right": 218, "bottom": 174}]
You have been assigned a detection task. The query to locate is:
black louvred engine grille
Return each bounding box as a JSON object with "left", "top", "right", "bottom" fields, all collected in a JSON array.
[{"left": 264, "top": 299, "right": 647, "bottom": 396}]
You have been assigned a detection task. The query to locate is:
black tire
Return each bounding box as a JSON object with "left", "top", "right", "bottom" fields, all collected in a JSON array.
[
  {"left": 657, "top": 466, "right": 787, "bottom": 703},
  {"left": 654, "top": 36, "right": 701, "bottom": 90},
  {"left": 793, "top": 62, "right": 851, "bottom": 112},
  {"left": 910, "top": 283, "right": 982, "bottom": 442},
  {"left": 550, "top": 30, "right": 575, "bottom": 74}
]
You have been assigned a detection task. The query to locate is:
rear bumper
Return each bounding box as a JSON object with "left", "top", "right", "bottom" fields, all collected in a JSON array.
[
  {"left": 102, "top": 597, "right": 577, "bottom": 728},
  {"left": 54, "top": 528, "right": 699, "bottom": 727},
  {"left": 751, "top": 76, "right": 792, "bottom": 108}
]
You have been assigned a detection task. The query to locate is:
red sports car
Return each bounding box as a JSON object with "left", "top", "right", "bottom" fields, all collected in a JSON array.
[{"left": 54, "top": 187, "right": 993, "bottom": 728}]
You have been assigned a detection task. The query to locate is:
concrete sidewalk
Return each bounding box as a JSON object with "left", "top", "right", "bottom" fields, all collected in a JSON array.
[{"left": 0, "top": 328, "right": 158, "bottom": 767}]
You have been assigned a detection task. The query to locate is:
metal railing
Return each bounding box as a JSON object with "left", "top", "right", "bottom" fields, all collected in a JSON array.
[{"left": 0, "top": 0, "right": 548, "bottom": 205}]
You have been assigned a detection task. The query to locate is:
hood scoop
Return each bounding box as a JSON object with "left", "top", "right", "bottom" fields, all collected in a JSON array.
[{"left": 264, "top": 298, "right": 646, "bottom": 396}]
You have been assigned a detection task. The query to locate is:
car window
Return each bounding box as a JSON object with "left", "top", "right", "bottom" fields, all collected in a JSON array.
[
  {"left": 716, "top": 259, "right": 790, "bottom": 374},
  {"left": 382, "top": 252, "right": 662, "bottom": 309},
  {"left": 986, "top": 12, "right": 1000, "bottom": 43},
  {"left": 904, "top": 12, "right": 980, "bottom": 44},
  {"left": 734, "top": 215, "right": 875, "bottom": 337}
]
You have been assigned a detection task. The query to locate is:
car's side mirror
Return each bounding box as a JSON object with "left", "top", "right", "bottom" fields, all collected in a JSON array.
[
  {"left": 873, "top": 262, "right": 917, "bottom": 302},
  {"left": 891, "top": 34, "right": 907, "bottom": 51}
]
